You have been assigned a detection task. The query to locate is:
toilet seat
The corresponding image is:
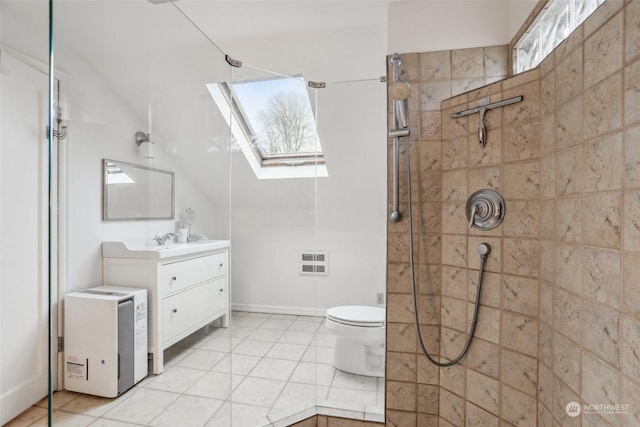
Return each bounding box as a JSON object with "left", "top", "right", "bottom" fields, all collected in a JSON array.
[{"left": 326, "top": 305, "right": 385, "bottom": 327}]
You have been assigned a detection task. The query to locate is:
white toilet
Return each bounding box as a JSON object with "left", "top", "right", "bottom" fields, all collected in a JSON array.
[{"left": 325, "top": 305, "right": 385, "bottom": 377}]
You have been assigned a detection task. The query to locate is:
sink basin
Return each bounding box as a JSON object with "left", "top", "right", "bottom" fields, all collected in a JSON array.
[{"left": 103, "top": 239, "right": 230, "bottom": 259}]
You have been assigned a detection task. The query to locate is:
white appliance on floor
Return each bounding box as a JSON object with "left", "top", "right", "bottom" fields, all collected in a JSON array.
[{"left": 64, "top": 286, "right": 148, "bottom": 397}]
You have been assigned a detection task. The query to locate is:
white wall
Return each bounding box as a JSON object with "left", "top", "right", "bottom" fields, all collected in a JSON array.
[
  {"left": 230, "top": 80, "right": 387, "bottom": 314},
  {"left": 388, "top": 0, "right": 538, "bottom": 54}
]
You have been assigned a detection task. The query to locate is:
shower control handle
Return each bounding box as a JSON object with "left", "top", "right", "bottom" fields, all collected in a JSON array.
[{"left": 466, "top": 189, "right": 505, "bottom": 231}]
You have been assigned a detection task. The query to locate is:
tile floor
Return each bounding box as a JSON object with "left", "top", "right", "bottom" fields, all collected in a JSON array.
[{"left": 7, "top": 311, "right": 385, "bottom": 427}]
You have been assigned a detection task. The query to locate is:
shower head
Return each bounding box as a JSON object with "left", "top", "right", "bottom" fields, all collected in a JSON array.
[{"left": 389, "top": 80, "right": 411, "bottom": 101}]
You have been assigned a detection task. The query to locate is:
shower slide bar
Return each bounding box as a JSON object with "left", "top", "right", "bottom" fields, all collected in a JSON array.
[
  {"left": 388, "top": 54, "right": 410, "bottom": 223},
  {"left": 450, "top": 95, "right": 523, "bottom": 149}
]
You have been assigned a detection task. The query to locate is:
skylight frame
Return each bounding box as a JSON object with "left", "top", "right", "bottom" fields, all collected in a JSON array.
[{"left": 207, "top": 81, "right": 328, "bottom": 180}]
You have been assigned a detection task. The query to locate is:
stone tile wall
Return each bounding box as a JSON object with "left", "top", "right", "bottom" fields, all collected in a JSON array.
[{"left": 385, "top": 1, "right": 640, "bottom": 426}]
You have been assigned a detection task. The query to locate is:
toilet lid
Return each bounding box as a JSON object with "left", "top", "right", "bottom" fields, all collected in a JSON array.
[{"left": 326, "top": 305, "right": 385, "bottom": 327}]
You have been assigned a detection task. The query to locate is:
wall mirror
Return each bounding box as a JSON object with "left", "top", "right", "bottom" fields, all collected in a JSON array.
[{"left": 103, "top": 159, "right": 175, "bottom": 221}]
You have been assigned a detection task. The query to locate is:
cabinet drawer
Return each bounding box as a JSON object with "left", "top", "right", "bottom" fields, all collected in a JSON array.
[
  {"left": 162, "top": 277, "right": 226, "bottom": 343},
  {"left": 161, "top": 252, "right": 227, "bottom": 295}
]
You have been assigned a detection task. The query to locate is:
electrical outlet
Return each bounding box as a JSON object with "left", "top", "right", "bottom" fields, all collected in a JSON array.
[{"left": 376, "top": 293, "right": 385, "bottom": 304}]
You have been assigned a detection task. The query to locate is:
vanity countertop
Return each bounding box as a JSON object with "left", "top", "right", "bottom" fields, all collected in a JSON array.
[{"left": 102, "top": 239, "right": 230, "bottom": 259}]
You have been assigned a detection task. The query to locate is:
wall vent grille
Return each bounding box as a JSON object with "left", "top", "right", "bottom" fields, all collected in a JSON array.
[{"left": 299, "top": 251, "right": 328, "bottom": 275}]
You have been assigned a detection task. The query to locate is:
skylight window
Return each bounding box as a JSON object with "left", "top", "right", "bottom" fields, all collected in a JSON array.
[
  {"left": 513, "top": 0, "right": 605, "bottom": 74},
  {"left": 207, "top": 76, "right": 327, "bottom": 180}
]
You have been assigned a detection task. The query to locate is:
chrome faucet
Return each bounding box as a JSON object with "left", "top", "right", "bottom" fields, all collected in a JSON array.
[{"left": 153, "top": 233, "right": 175, "bottom": 246}]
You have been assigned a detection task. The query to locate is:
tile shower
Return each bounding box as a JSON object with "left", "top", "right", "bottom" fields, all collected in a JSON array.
[{"left": 385, "top": 1, "right": 640, "bottom": 426}]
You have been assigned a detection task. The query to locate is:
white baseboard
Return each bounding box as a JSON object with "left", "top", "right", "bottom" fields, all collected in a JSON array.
[{"left": 231, "top": 303, "right": 327, "bottom": 317}]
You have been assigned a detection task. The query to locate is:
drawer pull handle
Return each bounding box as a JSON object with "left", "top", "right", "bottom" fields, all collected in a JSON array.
[
  {"left": 219, "top": 288, "right": 224, "bottom": 292},
  {"left": 219, "top": 263, "right": 224, "bottom": 269},
  {"left": 172, "top": 308, "right": 178, "bottom": 313},
  {"left": 171, "top": 276, "right": 177, "bottom": 281}
]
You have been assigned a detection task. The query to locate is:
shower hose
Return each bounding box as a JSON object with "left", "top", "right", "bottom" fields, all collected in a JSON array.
[{"left": 404, "top": 137, "right": 490, "bottom": 367}]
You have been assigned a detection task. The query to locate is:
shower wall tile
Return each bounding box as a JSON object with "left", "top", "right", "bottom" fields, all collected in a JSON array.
[
  {"left": 539, "top": 322, "right": 553, "bottom": 368},
  {"left": 441, "top": 266, "right": 467, "bottom": 300},
  {"left": 553, "top": 331, "right": 581, "bottom": 392},
  {"left": 623, "top": 253, "right": 640, "bottom": 317},
  {"left": 501, "top": 312, "right": 538, "bottom": 357},
  {"left": 626, "top": 0, "right": 640, "bottom": 62},
  {"left": 441, "top": 202, "right": 467, "bottom": 234},
  {"left": 420, "top": 81, "right": 452, "bottom": 111},
  {"left": 469, "top": 270, "right": 501, "bottom": 309},
  {"left": 500, "top": 385, "right": 537, "bottom": 427},
  {"left": 465, "top": 401, "right": 499, "bottom": 427},
  {"left": 441, "top": 234, "right": 467, "bottom": 268},
  {"left": 503, "top": 275, "right": 539, "bottom": 317},
  {"left": 555, "top": 48, "right": 583, "bottom": 107},
  {"left": 584, "top": 72, "right": 623, "bottom": 139},
  {"left": 502, "top": 68, "right": 540, "bottom": 90},
  {"left": 452, "top": 79, "right": 485, "bottom": 97},
  {"left": 554, "top": 287, "right": 582, "bottom": 341},
  {"left": 584, "top": 12, "right": 623, "bottom": 89},
  {"left": 540, "top": 73, "right": 555, "bottom": 118},
  {"left": 583, "top": 248, "right": 621, "bottom": 310},
  {"left": 621, "top": 316, "right": 640, "bottom": 380},
  {"left": 440, "top": 297, "right": 467, "bottom": 332},
  {"left": 419, "top": 112, "right": 442, "bottom": 142},
  {"left": 540, "top": 200, "right": 556, "bottom": 240},
  {"left": 624, "top": 191, "right": 640, "bottom": 251},
  {"left": 386, "top": 322, "right": 417, "bottom": 354},
  {"left": 625, "top": 125, "right": 640, "bottom": 188},
  {"left": 555, "top": 147, "right": 583, "bottom": 196},
  {"left": 582, "top": 299, "right": 620, "bottom": 368},
  {"left": 584, "top": 132, "right": 623, "bottom": 192},
  {"left": 503, "top": 161, "right": 539, "bottom": 199},
  {"left": 468, "top": 166, "right": 501, "bottom": 192},
  {"left": 451, "top": 48, "right": 484, "bottom": 79},
  {"left": 469, "top": 131, "right": 502, "bottom": 166},
  {"left": 416, "top": 384, "right": 438, "bottom": 414},
  {"left": 466, "top": 369, "right": 499, "bottom": 415},
  {"left": 470, "top": 305, "right": 500, "bottom": 345},
  {"left": 502, "top": 238, "right": 539, "bottom": 277},
  {"left": 438, "top": 388, "right": 464, "bottom": 426},
  {"left": 503, "top": 122, "right": 540, "bottom": 162},
  {"left": 484, "top": 46, "right": 508, "bottom": 78},
  {"left": 500, "top": 349, "right": 537, "bottom": 396},
  {"left": 387, "top": 7, "right": 640, "bottom": 423},
  {"left": 396, "top": 52, "right": 420, "bottom": 83},
  {"left": 439, "top": 364, "right": 465, "bottom": 395},
  {"left": 556, "top": 197, "right": 582, "bottom": 243},
  {"left": 386, "top": 381, "right": 416, "bottom": 412},
  {"left": 441, "top": 136, "right": 468, "bottom": 169},
  {"left": 419, "top": 51, "right": 451, "bottom": 81},
  {"left": 540, "top": 155, "right": 555, "bottom": 198},
  {"left": 503, "top": 81, "right": 540, "bottom": 126},
  {"left": 386, "top": 352, "right": 417, "bottom": 383},
  {"left": 581, "top": 351, "right": 620, "bottom": 425},
  {"left": 503, "top": 200, "right": 539, "bottom": 238},
  {"left": 385, "top": 410, "right": 417, "bottom": 427},
  {"left": 540, "top": 115, "right": 556, "bottom": 156},
  {"left": 583, "top": 191, "right": 622, "bottom": 249},
  {"left": 556, "top": 245, "right": 583, "bottom": 296},
  {"left": 465, "top": 338, "right": 499, "bottom": 378},
  {"left": 622, "top": 377, "right": 640, "bottom": 427}
]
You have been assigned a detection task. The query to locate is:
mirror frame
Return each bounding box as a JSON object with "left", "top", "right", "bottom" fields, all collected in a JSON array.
[{"left": 102, "top": 159, "right": 175, "bottom": 221}]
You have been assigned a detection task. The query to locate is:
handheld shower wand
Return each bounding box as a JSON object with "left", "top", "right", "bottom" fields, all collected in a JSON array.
[{"left": 389, "top": 54, "right": 411, "bottom": 223}]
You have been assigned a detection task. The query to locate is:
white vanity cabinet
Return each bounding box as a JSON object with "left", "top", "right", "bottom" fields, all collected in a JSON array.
[{"left": 102, "top": 240, "right": 230, "bottom": 374}]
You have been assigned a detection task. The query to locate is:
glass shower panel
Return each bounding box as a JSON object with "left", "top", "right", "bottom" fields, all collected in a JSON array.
[
  {"left": 228, "top": 64, "right": 319, "bottom": 425},
  {"left": 52, "top": 0, "right": 233, "bottom": 424},
  {"left": 1, "top": 1, "right": 55, "bottom": 424},
  {"left": 314, "top": 78, "right": 387, "bottom": 420}
]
